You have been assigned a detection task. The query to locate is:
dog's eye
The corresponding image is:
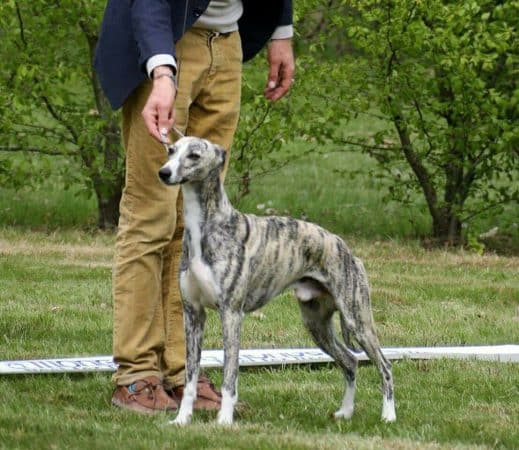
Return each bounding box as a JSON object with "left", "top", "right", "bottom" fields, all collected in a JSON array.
[
  {"left": 188, "top": 152, "right": 201, "bottom": 160},
  {"left": 167, "top": 145, "right": 176, "bottom": 156}
]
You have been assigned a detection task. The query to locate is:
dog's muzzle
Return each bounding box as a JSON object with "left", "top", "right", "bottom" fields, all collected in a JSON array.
[{"left": 158, "top": 166, "right": 175, "bottom": 184}]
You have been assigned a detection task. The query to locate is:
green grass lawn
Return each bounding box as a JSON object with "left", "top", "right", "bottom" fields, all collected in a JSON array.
[
  {"left": 1, "top": 229, "right": 517, "bottom": 449},
  {"left": 0, "top": 121, "right": 517, "bottom": 448}
]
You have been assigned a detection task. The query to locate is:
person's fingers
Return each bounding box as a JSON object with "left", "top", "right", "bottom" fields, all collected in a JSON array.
[
  {"left": 157, "top": 105, "right": 174, "bottom": 143},
  {"left": 265, "top": 66, "right": 295, "bottom": 101},
  {"left": 269, "top": 68, "right": 291, "bottom": 100},
  {"left": 159, "top": 109, "right": 176, "bottom": 143},
  {"left": 264, "top": 39, "right": 295, "bottom": 102},
  {"left": 142, "top": 106, "right": 162, "bottom": 142},
  {"left": 141, "top": 80, "right": 176, "bottom": 143}
]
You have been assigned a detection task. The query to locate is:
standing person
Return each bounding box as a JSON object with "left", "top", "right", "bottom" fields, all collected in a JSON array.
[{"left": 94, "top": 0, "right": 295, "bottom": 414}]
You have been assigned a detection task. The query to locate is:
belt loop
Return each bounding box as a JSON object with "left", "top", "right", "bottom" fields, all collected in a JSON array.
[{"left": 208, "top": 30, "right": 220, "bottom": 46}]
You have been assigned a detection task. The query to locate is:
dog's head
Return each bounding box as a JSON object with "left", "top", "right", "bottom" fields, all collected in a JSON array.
[{"left": 158, "top": 137, "right": 226, "bottom": 185}]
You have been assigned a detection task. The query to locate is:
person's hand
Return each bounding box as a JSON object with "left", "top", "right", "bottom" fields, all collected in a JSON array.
[
  {"left": 142, "top": 66, "right": 177, "bottom": 143},
  {"left": 264, "top": 38, "right": 295, "bottom": 102}
]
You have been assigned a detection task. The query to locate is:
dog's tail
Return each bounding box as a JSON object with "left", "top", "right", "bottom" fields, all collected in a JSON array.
[
  {"left": 339, "top": 256, "right": 376, "bottom": 351},
  {"left": 353, "top": 257, "right": 371, "bottom": 301},
  {"left": 353, "top": 256, "right": 377, "bottom": 324}
]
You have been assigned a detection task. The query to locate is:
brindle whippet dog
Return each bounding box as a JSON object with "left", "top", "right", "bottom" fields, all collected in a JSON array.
[{"left": 158, "top": 137, "right": 396, "bottom": 426}]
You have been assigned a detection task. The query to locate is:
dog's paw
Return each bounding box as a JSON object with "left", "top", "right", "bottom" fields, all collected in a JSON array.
[
  {"left": 381, "top": 398, "right": 396, "bottom": 422},
  {"left": 169, "top": 413, "right": 192, "bottom": 426},
  {"left": 216, "top": 412, "right": 234, "bottom": 427},
  {"left": 381, "top": 410, "right": 396, "bottom": 423},
  {"left": 333, "top": 408, "right": 354, "bottom": 420}
]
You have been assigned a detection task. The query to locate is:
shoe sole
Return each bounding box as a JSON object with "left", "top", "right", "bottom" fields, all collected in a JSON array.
[{"left": 112, "top": 397, "right": 177, "bottom": 414}]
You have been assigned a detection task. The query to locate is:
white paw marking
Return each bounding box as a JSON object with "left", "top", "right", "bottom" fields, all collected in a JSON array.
[
  {"left": 216, "top": 411, "right": 234, "bottom": 426},
  {"left": 334, "top": 382, "right": 355, "bottom": 420},
  {"left": 382, "top": 397, "right": 396, "bottom": 422},
  {"left": 170, "top": 413, "right": 192, "bottom": 426},
  {"left": 216, "top": 388, "right": 236, "bottom": 426},
  {"left": 333, "top": 408, "right": 354, "bottom": 420}
]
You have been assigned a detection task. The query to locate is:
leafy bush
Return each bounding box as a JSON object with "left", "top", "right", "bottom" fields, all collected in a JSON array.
[{"left": 293, "top": 0, "right": 519, "bottom": 245}]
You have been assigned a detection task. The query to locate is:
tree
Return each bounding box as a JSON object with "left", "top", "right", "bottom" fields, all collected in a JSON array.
[
  {"left": 302, "top": 0, "right": 518, "bottom": 245},
  {"left": 1, "top": 0, "right": 517, "bottom": 245},
  {"left": 0, "top": 0, "right": 123, "bottom": 229},
  {"left": 0, "top": 0, "right": 322, "bottom": 228}
]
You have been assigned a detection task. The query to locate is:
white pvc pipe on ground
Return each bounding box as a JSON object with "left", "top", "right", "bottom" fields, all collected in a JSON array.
[{"left": 1, "top": 345, "right": 517, "bottom": 375}]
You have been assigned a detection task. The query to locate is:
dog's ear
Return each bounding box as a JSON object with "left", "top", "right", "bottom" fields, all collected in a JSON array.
[{"left": 216, "top": 145, "right": 227, "bottom": 167}]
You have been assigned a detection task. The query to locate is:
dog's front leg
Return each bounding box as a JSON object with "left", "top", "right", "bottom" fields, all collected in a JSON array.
[
  {"left": 217, "top": 307, "right": 243, "bottom": 426},
  {"left": 171, "top": 300, "right": 206, "bottom": 426}
]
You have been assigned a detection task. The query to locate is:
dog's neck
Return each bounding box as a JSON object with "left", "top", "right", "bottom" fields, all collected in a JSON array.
[{"left": 181, "top": 168, "right": 233, "bottom": 225}]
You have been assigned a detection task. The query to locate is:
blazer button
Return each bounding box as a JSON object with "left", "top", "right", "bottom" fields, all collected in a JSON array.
[{"left": 193, "top": 8, "right": 203, "bottom": 17}]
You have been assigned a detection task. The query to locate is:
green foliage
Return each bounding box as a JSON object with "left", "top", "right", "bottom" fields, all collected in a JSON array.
[
  {"left": 288, "top": 0, "right": 519, "bottom": 245},
  {"left": 0, "top": 0, "right": 123, "bottom": 228},
  {"left": 466, "top": 229, "right": 486, "bottom": 255},
  {"left": 0, "top": 0, "right": 517, "bottom": 242},
  {"left": 239, "top": 0, "right": 518, "bottom": 245},
  {"left": 230, "top": 61, "right": 321, "bottom": 202}
]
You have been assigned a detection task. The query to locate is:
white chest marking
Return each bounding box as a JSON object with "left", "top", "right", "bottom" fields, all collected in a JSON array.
[
  {"left": 183, "top": 187, "right": 220, "bottom": 308},
  {"left": 190, "top": 257, "right": 219, "bottom": 308}
]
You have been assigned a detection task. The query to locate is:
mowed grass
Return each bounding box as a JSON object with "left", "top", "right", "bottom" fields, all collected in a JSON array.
[
  {"left": 0, "top": 228, "right": 518, "bottom": 449},
  {"left": 0, "top": 184, "right": 98, "bottom": 230}
]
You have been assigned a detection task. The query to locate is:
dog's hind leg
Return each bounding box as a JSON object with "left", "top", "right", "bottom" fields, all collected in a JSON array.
[
  {"left": 298, "top": 298, "right": 358, "bottom": 420},
  {"left": 339, "top": 314, "right": 357, "bottom": 352},
  {"left": 347, "top": 258, "right": 396, "bottom": 422},
  {"left": 171, "top": 271, "right": 206, "bottom": 426},
  {"left": 217, "top": 307, "right": 244, "bottom": 426},
  {"left": 353, "top": 331, "right": 395, "bottom": 422}
]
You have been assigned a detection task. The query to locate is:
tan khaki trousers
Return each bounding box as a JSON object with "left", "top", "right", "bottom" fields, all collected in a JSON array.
[{"left": 113, "top": 28, "right": 242, "bottom": 387}]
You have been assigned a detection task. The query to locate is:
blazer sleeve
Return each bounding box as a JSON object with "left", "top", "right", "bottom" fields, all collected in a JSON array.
[
  {"left": 130, "top": 0, "right": 176, "bottom": 70},
  {"left": 280, "top": 0, "right": 292, "bottom": 26}
]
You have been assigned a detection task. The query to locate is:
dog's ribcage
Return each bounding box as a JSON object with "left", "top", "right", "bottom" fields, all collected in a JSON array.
[{"left": 187, "top": 208, "right": 349, "bottom": 311}]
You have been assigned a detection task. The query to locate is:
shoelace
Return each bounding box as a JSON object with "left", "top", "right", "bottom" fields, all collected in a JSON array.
[{"left": 128, "top": 379, "right": 162, "bottom": 402}]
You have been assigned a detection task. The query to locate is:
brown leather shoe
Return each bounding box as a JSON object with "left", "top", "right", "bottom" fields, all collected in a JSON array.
[
  {"left": 112, "top": 376, "right": 178, "bottom": 414},
  {"left": 171, "top": 374, "right": 222, "bottom": 411}
]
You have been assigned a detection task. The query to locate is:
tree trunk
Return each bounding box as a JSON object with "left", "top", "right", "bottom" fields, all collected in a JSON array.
[
  {"left": 80, "top": 21, "right": 125, "bottom": 230},
  {"left": 92, "top": 137, "right": 124, "bottom": 230},
  {"left": 432, "top": 207, "right": 463, "bottom": 246},
  {"left": 95, "top": 185, "right": 122, "bottom": 230},
  {"left": 389, "top": 98, "right": 472, "bottom": 247}
]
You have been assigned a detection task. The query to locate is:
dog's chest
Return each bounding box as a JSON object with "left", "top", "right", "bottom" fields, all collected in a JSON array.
[
  {"left": 184, "top": 201, "right": 221, "bottom": 307},
  {"left": 189, "top": 257, "right": 220, "bottom": 308}
]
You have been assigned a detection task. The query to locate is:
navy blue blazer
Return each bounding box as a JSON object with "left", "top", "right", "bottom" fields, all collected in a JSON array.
[{"left": 94, "top": 0, "right": 293, "bottom": 110}]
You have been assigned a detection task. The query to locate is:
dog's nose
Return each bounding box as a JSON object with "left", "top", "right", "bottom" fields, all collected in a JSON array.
[{"left": 158, "top": 166, "right": 172, "bottom": 182}]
